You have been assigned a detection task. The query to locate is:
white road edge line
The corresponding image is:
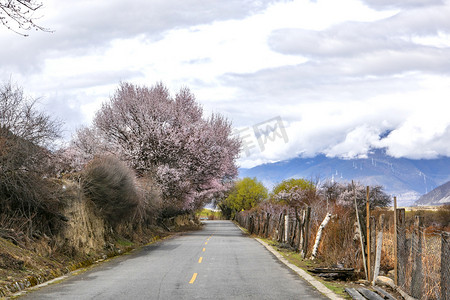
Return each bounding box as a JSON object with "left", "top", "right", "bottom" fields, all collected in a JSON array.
[{"left": 235, "top": 223, "right": 344, "bottom": 300}]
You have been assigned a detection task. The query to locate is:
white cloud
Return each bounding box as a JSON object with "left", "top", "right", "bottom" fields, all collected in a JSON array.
[
  {"left": 325, "top": 125, "right": 382, "bottom": 158},
  {"left": 1, "top": 0, "right": 450, "bottom": 168},
  {"left": 234, "top": 75, "right": 450, "bottom": 167},
  {"left": 361, "top": 0, "right": 445, "bottom": 10}
]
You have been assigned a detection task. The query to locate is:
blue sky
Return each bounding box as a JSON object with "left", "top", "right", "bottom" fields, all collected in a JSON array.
[{"left": 1, "top": 0, "right": 450, "bottom": 168}]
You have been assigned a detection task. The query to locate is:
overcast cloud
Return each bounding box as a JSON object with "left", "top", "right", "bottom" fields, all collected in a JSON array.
[{"left": 1, "top": 0, "right": 449, "bottom": 168}]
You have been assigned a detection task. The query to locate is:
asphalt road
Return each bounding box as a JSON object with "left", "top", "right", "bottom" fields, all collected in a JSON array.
[{"left": 20, "top": 221, "right": 327, "bottom": 299}]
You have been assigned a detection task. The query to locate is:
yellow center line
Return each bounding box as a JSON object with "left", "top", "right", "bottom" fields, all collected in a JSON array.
[
  {"left": 205, "top": 241, "right": 207, "bottom": 245},
  {"left": 202, "top": 248, "right": 206, "bottom": 252},
  {"left": 198, "top": 257, "right": 203, "bottom": 263},
  {"left": 189, "top": 273, "right": 198, "bottom": 284}
]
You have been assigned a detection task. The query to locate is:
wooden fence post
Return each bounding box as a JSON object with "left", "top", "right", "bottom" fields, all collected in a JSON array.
[
  {"left": 372, "top": 214, "right": 384, "bottom": 286},
  {"left": 370, "top": 216, "right": 376, "bottom": 280},
  {"left": 301, "top": 206, "right": 311, "bottom": 258},
  {"left": 354, "top": 181, "right": 368, "bottom": 281},
  {"left": 277, "top": 212, "right": 284, "bottom": 242},
  {"left": 410, "top": 215, "right": 423, "bottom": 298},
  {"left": 260, "top": 213, "right": 263, "bottom": 235},
  {"left": 290, "top": 216, "right": 297, "bottom": 247},
  {"left": 256, "top": 214, "right": 260, "bottom": 235},
  {"left": 298, "top": 209, "right": 304, "bottom": 250},
  {"left": 264, "top": 213, "right": 270, "bottom": 238},
  {"left": 442, "top": 232, "right": 449, "bottom": 300},
  {"left": 397, "top": 208, "right": 406, "bottom": 289},
  {"left": 393, "top": 196, "right": 398, "bottom": 286},
  {"left": 258, "top": 213, "right": 261, "bottom": 235},
  {"left": 366, "top": 186, "right": 371, "bottom": 282},
  {"left": 294, "top": 208, "right": 300, "bottom": 250}
]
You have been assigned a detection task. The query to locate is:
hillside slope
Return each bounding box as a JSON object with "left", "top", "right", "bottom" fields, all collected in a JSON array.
[{"left": 414, "top": 181, "right": 450, "bottom": 206}]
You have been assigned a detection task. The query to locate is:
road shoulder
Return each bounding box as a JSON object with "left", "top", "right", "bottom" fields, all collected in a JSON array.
[
  {"left": 255, "top": 238, "right": 344, "bottom": 300},
  {"left": 235, "top": 222, "right": 344, "bottom": 300}
]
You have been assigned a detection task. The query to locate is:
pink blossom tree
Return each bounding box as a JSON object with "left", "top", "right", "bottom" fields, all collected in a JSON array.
[{"left": 74, "top": 82, "right": 240, "bottom": 213}]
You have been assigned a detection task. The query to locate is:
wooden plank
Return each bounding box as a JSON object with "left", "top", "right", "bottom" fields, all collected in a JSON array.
[
  {"left": 357, "top": 287, "right": 384, "bottom": 300},
  {"left": 344, "top": 288, "right": 366, "bottom": 300},
  {"left": 373, "top": 286, "right": 396, "bottom": 300},
  {"left": 310, "top": 268, "right": 354, "bottom": 273}
]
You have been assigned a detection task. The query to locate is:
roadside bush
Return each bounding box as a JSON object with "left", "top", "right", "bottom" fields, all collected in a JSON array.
[
  {"left": 134, "top": 175, "right": 162, "bottom": 226},
  {"left": 0, "top": 81, "right": 64, "bottom": 239},
  {"left": 317, "top": 204, "right": 360, "bottom": 268},
  {"left": 81, "top": 156, "right": 140, "bottom": 226}
]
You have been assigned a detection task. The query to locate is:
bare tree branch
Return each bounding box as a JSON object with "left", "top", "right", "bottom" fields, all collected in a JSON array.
[
  {"left": 0, "top": 0, "right": 51, "bottom": 36},
  {"left": 1, "top": 80, "right": 63, "bottom": 237}
]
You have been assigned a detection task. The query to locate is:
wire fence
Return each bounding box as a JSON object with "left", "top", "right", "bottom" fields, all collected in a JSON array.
[
  {"left": 391, "top": 210, "right": 449, "bottom": 300},
  {"left": 237, "top": 205, "right": 450, "bottom": 300}
]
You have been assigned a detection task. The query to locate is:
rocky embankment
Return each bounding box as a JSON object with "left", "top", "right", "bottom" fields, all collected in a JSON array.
[{"left": 0, "top": 181, "right": 200, "bottom": 298}]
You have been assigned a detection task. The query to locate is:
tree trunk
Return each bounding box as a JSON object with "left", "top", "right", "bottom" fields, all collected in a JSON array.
[{"left": 311, "top": 212, "right": 332, "bottom": 260}]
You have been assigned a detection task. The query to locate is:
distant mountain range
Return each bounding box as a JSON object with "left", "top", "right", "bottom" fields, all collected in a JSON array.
[
  {"left": 239, "top": 149, "right": 450, "bottom": 206},
  {"left": 415, "top": 181, "right": 450, "bottom": 206}
]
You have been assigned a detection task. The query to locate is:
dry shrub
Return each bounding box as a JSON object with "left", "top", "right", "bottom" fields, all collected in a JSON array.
[
  {"left": 381, "top": 230, "right": 395, "bottom": 275},
  {"left": 0, "top": 166, "right": 66, "bottom": 239},
  {"left": 81, "top": 156, "right": 139, "bottom": 226},
  {"left": 133, "top": 175, "right": 162, "bottom": 226},
  {"left": 406, "top": 208, "right": 450, "bottom": 229},
  {"left": 319, "top": 205, "right": 360, "bottom": 268},
  {"left": 1, "top": 81, "right": 64, "bottom": 239}
]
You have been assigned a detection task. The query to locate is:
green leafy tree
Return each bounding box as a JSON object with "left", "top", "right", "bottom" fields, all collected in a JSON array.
[{"left": 219, "top": 177, "right": 267, "bottom": 218}]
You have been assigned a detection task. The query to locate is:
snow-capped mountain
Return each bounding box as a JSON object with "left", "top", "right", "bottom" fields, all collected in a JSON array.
[{"left": 239, "top": 149, "right": 450, "bottom": 206}]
